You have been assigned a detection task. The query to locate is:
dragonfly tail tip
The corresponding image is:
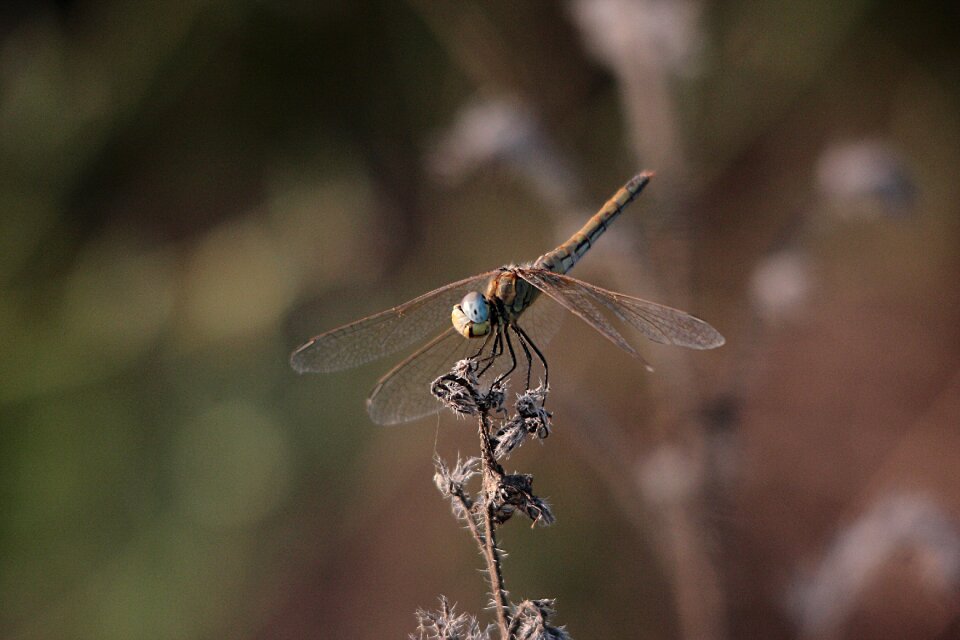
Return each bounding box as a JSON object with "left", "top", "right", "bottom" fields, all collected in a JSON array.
[{"left": 626, "top": 171, "right": 654, "bottom": 193}]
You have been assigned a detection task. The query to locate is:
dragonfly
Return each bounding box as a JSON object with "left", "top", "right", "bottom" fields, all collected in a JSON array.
[{"left": 291, "top": 172, "right": 725, "bottom": 425}]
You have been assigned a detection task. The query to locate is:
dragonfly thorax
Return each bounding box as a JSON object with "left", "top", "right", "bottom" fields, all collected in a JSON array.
[{"left": 486, "top": 268, "right": 539, "bottom": 320}]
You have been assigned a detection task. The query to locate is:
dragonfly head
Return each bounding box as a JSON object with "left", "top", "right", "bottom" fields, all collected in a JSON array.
[{"left": 451, "top": 291, "right": 491, "bottom": 338}]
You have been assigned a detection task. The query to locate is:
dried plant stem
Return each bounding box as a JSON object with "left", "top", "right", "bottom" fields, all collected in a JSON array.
[
  {"left": 478, "top": 411, "right": 511, "bottom": 640},
  {"left": 426, "top": 361, "right": 561, "bottom": 638}
]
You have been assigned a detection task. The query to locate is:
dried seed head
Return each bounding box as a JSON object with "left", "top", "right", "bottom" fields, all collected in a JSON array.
[
  {"left": 432, "top": 374, "right": 481, "bottom": 417},
  {"left": 492, "top": 386, "right": 553, "bottom": 459},
  {"left": 433, "top": 456, "right": 479, "bottom": 520},
  {"left": 492, "top": 421, "right": 528, "bottom": 459},
  {"left": 511, "top": 599, "right": 570, "bottom": 640},
  {"left": 431, "top": 359, "right": 506, "bottom": 417},
  {"left": 434, "top": 456, "right": 479, "bottom": 498},
  {"left": 411, "top": 595, "right": 492, "bottom": 640},
  {"left": 452, "top": 358, "right": 480, "bottom": 386},
  {"left": 491, "top": 473, "right": 555, "bottom": 527},
  {"left": 479, "top": 381, "right": 506, "bottom": 414},
  {"left": 515, "top": 385, "right": 552, "bottom": 440}
]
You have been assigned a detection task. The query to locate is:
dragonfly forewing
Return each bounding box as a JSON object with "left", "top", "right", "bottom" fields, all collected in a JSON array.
[{"left": 291, "top": 272, "right": 496, "bottom": 374}]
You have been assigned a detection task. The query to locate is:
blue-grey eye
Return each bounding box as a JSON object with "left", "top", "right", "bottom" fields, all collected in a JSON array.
[{"left": 460, "top": 291, "right": 489, "bottom": 323}]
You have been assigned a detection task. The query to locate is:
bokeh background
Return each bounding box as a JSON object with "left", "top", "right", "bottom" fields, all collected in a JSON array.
[{"left": 2, "top": 1, "right": 960, "bottom": 638}]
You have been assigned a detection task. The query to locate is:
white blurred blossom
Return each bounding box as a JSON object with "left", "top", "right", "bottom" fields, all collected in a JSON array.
[
  {"left": 788, "top": 492, "right": 960, "bottom": 637},
  {"left": 569, "top": 0, "right": 703, "bottom": 175},
  {"left": 816, "top": 140, "right": 916, "bottom": 217},
  {"left": 637, "top": 444, "right": 701, "bottom": 507},
  {"left": 427, "top": 96, "right": 577, "bottom": 207},
  {"left": 569, "top": 0, "right": 703, "bottom": 77},
  {"left": 750, "top": 249, "right": 813, "bottom": 323}
]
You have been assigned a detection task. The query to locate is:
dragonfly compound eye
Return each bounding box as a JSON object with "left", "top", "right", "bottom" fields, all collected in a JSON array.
[
  {"left": 461, "top": 291, "right": 489, "bottom": 323},
  {"left": 451, "top": 291, "right": 491, "bottom": 339}
]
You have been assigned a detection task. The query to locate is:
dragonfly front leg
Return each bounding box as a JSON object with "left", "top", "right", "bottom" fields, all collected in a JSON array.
[
  {"left": 471, "top": 329, "right": 494, "bottom": 360},
  {"left": 476, "top": 324, "right": 503, "bottom": 379}
]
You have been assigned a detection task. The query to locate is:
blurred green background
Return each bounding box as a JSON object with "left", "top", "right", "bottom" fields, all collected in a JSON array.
[{"left": 2, "top": 1, "right": 960, "bottom": 639}]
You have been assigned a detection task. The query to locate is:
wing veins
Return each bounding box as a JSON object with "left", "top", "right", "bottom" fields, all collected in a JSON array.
[
  {"left": 291, "top": 271, "right": 496, "bottom": 373},
  {"left": 518, "top": 268, "right": 724, "bottom": 353},
  {"left": 517, "top": 268, "right": 642, "bottom": 360},
  {"left": 366, "top": 327, "right": 466, "bottom": 425}
]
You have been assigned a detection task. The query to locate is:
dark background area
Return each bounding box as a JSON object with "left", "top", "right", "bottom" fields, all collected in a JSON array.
[{"left": 2, "top": 1, "right": 960, "bottom": 638}]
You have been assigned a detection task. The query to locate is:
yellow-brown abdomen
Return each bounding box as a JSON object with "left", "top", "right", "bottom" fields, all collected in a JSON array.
[{"left": 534, "top": 172, "right": 652, "bottom": 274}]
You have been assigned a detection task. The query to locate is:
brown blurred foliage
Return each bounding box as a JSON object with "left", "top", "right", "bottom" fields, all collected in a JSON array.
[{"left": 1, "top": 1, "right": 959, "bottom": 639}]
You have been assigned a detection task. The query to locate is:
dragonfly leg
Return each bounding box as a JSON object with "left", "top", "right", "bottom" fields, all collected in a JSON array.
[
  {"left": 514, "top": 323, "right": 548, "bottom": 392},
  {"left": 511, "top": 325, "right": 534, "bottom": 390},
  {"left": 471, "top": 330, "right": 494, "bottom": 360},
  {"left": 492, "top": 324, "right": 518, "bottom": 388},
  {"left": 476, "top": 325, "right": 503, "bottom": 379}
]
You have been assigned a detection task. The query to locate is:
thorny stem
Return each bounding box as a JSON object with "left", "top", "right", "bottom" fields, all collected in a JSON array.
[
  {"left": 451, "top": 489, "right": 483, "bottom": 549},
  {"left": 478, "top": 409, "right": 511, "bottom": 640}
]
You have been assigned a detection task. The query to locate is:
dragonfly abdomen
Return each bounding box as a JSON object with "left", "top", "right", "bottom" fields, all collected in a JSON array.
[{"left": 534, "top": 172, "right": 652, "bottom": 275}]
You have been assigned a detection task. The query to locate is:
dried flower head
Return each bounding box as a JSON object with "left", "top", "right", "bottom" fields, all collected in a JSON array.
[
  {"left": 434, "top": 455, "right": 480, "bottom": 498},
  {"left": 493, "top": 387, "right": 552, "bottom": 459},
  {"left": 432, "top": 360, "right": 482, "bottom": 417},
  {"left": 479, "top": 382, "right": 506, "bottom": 415},
  {"left": 432, "top": 359, "right": 506, "bottom": 417},
  {"left": 510, "top": 599, "right": 570, "bottom": 640},
  {"left": 434, "top": 456, "right": 479, "bottom": 520},
  {"left": 492, "top": 420, "right": 528, "bottom": 460},
  {"left": 490, "top": 473, "right": 556, "bottom": 527},
  {"left": 411, "top": 596, "right": 492, "bottom": 640}
]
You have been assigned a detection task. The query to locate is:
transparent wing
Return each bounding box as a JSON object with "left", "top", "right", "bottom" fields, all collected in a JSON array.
[
  {"left": 516, "top": 268, "right": 725, "bottom": 355},
  {"left": 511, "top": 291, "right": 564, "bottom": 349},
  {"left": 291, "top": 271, "right": 497, "bottom": 373},
  {"left": 367, "top": 327, "right": 516, "bottom": 426},
  {"left": 516, "top": 268, "right": 644, "bottom": 361}
]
